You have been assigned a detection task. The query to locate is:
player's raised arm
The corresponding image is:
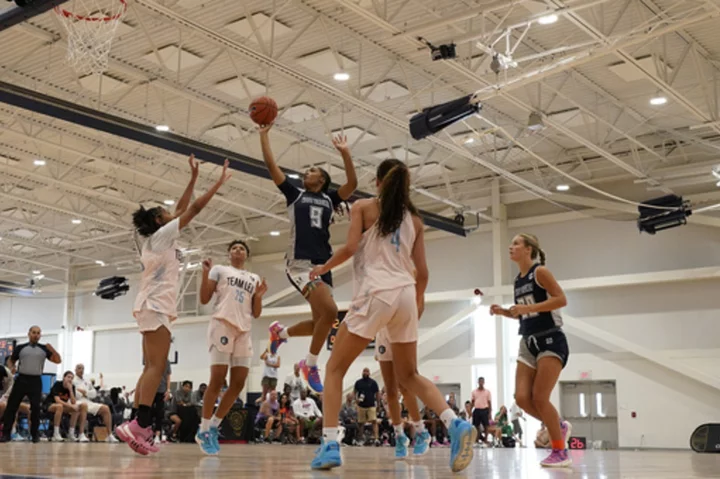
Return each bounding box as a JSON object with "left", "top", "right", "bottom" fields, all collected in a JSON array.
[
  {"left": 258, "top": 124, "right": 287, "bottom": 186},
  {"left": 331, "top": 135, "right": 358, "bottom": 201}
]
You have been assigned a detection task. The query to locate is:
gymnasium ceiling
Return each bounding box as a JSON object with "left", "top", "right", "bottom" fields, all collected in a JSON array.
[{"left": 0, "top": 0, "right": 719, "bottom": 286}]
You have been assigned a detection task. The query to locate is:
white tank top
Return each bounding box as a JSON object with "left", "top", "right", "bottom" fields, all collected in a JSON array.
[
  {"left": 209, "top": 265, "right": 260, "bottom": 332},
  {"left": 133, "top": 219, "right": 182, "bottom": 319},
  {"left": 352, "top": 210, "right": 416, "bottom": 302}
]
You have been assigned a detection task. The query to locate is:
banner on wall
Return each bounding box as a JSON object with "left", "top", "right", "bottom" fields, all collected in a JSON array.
[{"left": 326, "top": 311, "right": 376, "bottom": 351}]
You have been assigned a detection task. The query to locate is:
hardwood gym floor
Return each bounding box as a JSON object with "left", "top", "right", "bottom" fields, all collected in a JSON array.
[{"left": 0, "top": 443, "right": 718, "bottom": 478}]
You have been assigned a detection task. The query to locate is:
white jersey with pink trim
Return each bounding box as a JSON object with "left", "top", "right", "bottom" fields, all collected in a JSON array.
[
  {"left": 133, "top": 218, "right": 182, "bottom": 319},
  {"left": 209, "top": 265, "right": 260, "bottom": 332},
  {"left": 352, "top": 210, "right": 416, "bottom": 301}
]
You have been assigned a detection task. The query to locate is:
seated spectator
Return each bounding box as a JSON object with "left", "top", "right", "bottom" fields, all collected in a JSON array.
[
  {"left": 73, "top": 364, "right": 117, "bottom": 443},
  {"left": 278, "top": 393, "right": 300, "bottom": 443},
  {"left": 292, "top": 389, "right": 322, "bottom": 442},
  {"left": 45, "top": 371, "right": 87, "bottom": 442},
  {"left": 462, "top": 400, "right": 472, "bottom": 421},
  {"left": 535, "top": 423, "right": 550, "bottom": 449},
  {"left": 256, "top": 390, "right": 281, "bottom": 441},
  {"left": 447, "top": 392, "right": 460, "bottom": 414},
  {"left": 487, "top": 405, "right": 513, "bottom": 445},
  {"left": 339, "top": 393, "right": 359, "bottom": 445},
  {"left": 284, "top": 363, "right": 305, "bottom": 403},
  {"left": 0, "top": 359, "right": 31, "bottom": 441},
  {"left": 168, "top": 380, "right": 193, "bottom": 441},
  {"left": 192, "top": 383, "right": 207, "bottom": 406},
  {"left": 422, "top": 407, "right": 446, "bottom": 446}
]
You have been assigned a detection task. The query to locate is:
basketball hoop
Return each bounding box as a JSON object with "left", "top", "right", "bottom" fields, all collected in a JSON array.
[{"left": 54, "top": 0, "right": 128, "bottom": 75}]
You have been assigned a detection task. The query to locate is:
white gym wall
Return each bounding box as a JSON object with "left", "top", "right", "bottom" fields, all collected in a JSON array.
[{"left": 1, "top": 216, "right": 718, "bottom": 449}]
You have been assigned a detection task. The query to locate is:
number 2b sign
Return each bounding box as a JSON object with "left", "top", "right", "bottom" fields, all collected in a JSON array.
[
  {"left": 568, "top": 437, "right": 587, "bottom": 450},
  {"left": 326, "top": 311, "right": 376, "bottom": 351}
]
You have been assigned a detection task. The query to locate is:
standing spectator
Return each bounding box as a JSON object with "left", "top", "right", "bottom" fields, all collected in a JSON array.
[
  {"left": 73, "top": 364, "right": 117, "bottom": 443},
  {"left": 1, "top": 326, "right": 61, "bottom": 443},
  {"left": 354, "top": 367, "right": 380, "bottom": 446},
  {"left": 45, "top": 371, "right": 87, "bottom": 442},
  {"left": 293, "top": 389, "right": 322, "bottom": 441},
  {"left": 260, "top": 349, "right": 280, "bottom": 400},
  {"left": 471, "top": 377, "right": 492, "bottom": 445},
  {"left": 284, "top": 363, "right": 306, "bottom": 403},
  {"left": 509, "top": 396, "right": 525, "bottom": 446}
]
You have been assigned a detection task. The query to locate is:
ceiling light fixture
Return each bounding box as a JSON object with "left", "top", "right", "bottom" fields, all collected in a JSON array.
[
  {"left": 270, "top": 231, "right": 280, "bottom": 236},
  {"left": 163, "top": 199, "right": 175, "bottom": 206},
  {"left": 464, "top": 137, "right": 475, "bottom": 145},
  {"left": 32, "top": 270, "right": 41, "bottom": 275},
  {"left": 96, "top": 260, "right": 106, "bottom": 266},
  {"left": 538, "top": 14, "right": 558, "bottom": 25},
  {"left": 288, "top": 174, "right": 301, "bottom": 179},
  {"left": 155, "top": 124, "right": 170, "bottom": 132},
  {"left": 71, "top": 219, "right": 82, "bottom": 224},
  {"left": 556, "top": 184, "right": 570, "bottom": 191},
  {"left": 34, "top": 159, "right": 46, "bottom": 166},
  {"left": 650, "top": 96, "right": 667, "bottom": 106},
  {"left": 333, "top": 72, "right": 350, "bottom": 81}
]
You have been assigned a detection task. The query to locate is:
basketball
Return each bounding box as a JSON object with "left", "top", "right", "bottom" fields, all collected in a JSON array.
[{"left": 249, "top": 96, "right": 278, "bottom": 125}]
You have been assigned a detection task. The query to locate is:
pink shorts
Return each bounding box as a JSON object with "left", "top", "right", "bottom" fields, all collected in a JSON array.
[
  {"left": 207, "top": 319, "right": 253, "bottom": 367},
  {"left": 345, "top": 285, "right": 418, "bottom": 347},
  {"left": 374, "top": 328, "right": 393, "bottom": 362},
  {"left": 134, "top": 309, "right": 174, "bottom": 333}
]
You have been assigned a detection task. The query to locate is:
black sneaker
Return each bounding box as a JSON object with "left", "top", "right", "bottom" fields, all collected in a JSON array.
[{"left": 32, "top": 436, "right": 40, "bottom": 444}]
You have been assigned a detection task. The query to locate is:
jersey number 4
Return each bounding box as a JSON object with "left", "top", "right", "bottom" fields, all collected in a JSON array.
[
  {"left": 390, "top": 230, "right": 401, "bottom": 252},
  {"left": 310, "top": 206, "right": 323, "bottom": 229}
]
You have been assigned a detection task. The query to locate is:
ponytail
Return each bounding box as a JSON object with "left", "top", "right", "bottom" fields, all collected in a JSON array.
[
  {"left": 376, "top": 159, "right": 418, "bottom": 237},
  {"left": 519, "top": 233, "right": 546, "bottom": 265},
  {"left": 132, "top": 206, "right": 163, "bottom": 237}
]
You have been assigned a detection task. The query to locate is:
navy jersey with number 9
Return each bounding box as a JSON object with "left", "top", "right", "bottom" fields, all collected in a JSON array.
[{"left": 278, "top": 180, "right": 343, "bottom": 263}]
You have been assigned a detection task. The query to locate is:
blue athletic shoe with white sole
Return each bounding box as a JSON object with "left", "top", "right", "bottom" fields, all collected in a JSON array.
[
  {"left": 395, "top": 432, "right": 410, "bottom": 458},
  {"left": 209, "top": 426, "right": 220, "bottom": 452},
  {"left": 311, "top": 439, "right": 341, "bottom": 470},
  {"left": 195, "top": 430, "right": 218, "bottom": 456},
  {"left": 413, "top": 430, "right": 431, "bottom": 456},
  {"left": 448, "top": 418, "right": 476, "bottom": 473}
]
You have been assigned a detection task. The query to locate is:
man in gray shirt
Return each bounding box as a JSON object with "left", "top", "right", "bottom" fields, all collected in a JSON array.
[{"left": 1, "top": 326, "right": 61, "bottom": 442}]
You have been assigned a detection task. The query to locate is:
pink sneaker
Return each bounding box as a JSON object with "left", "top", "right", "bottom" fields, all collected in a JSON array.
[
  {"left": 268, "top": 321, "right": 287, "bottom": 354},
  {"left": 116, "top": 419, "right": 159, "bottom": 455},
  {"left": 560, "top": 420, "right": 573, "bottom": 448},
  {"left": 540, "top": 449, "right": 572, "bottom": 468},
  {"left": 431, "top": 440, "right": 441, "bottom": 447}
]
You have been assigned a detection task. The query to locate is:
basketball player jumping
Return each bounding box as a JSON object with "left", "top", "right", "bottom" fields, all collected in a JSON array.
[
  {"left": 195, "top": 240, "right": 267, "bottom": 455},
  {"left": 116, "top": 156, "right": 231, "bottom": 456},
  {"left": 258, "top": 124, "right": 357, "bottom": 394},
  {"left": 307, "top": 159, "right": 475, "bottom": 472},
  {"left": 490, "top": 234, "right": 572, "bottom": 468}
]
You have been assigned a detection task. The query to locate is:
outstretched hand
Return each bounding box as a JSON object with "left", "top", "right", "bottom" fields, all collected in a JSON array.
[
  {"left": 256, "top": 278, "right": 268, "bottom": 297},
  {"left": 257, "top": 123, "right": 274, "bottom": 135},
  {"left": 202, "top": 258, "right": 213, "bottom": 273},
  {"left": 332, "top": 134, "right": 349, "bottom": 153},
  {"left": 188, "top": 154, "right": 199, "bottom": 178},
  {"left": 217, "top": 159, "right": 232, "bottom": 185}
]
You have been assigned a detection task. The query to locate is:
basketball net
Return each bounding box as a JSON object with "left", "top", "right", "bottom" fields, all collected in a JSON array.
[{"left": 55, "top": 0, "right": 128, "bottom": 76}]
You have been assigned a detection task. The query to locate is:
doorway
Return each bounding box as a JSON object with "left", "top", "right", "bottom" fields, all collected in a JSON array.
[{"left": 560, "top": 380, "right": 619, "bottom": 449}]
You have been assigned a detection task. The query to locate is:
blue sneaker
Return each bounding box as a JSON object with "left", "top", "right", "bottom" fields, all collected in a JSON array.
[
  {"left": 11, "top": 432, "right": 26, "bottom": 442},
  {"left": 209, "top": 426, "right": 220, "bottom": 452},
  {"left": 413, "top": 430, "right": 431, "bottom": 456},
  {"left": 299, "top": 359, "right": 323, "bottom": 394},
  {"left": 195, "top": 430, "right": 218, "bottom": 456},
  {"left": 311, "top": 439, "right": 342, "bottom": 470},
  {"left": 448, "top": 419, "right": 476, "bottom": 473},
  {"left": 395, "top": 432, "right": 410, "bottom": 458}
]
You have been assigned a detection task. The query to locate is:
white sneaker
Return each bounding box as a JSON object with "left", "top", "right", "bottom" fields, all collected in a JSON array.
[
  {"left": 77, "top": 434, "right": 90, "bottom": 443},
  {"left": 106, "top": 434, "right": 119, "bottom": 443},
  {"left": 53, "top": 433, "right": 64, "bottom": 442},
  {"left": 154, "top": 436, "right": 161, "bottom": 446},
  {"left": 68, "top": 431, "right": 78, "bottom": 442}
]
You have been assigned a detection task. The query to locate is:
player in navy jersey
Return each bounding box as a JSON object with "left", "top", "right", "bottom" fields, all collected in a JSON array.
[
  {"left": 258, "top": 123, "right": 357, "bottom": 394},
  {"left": 490, "top": 234, "right": 572, "bottom": 468}
]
